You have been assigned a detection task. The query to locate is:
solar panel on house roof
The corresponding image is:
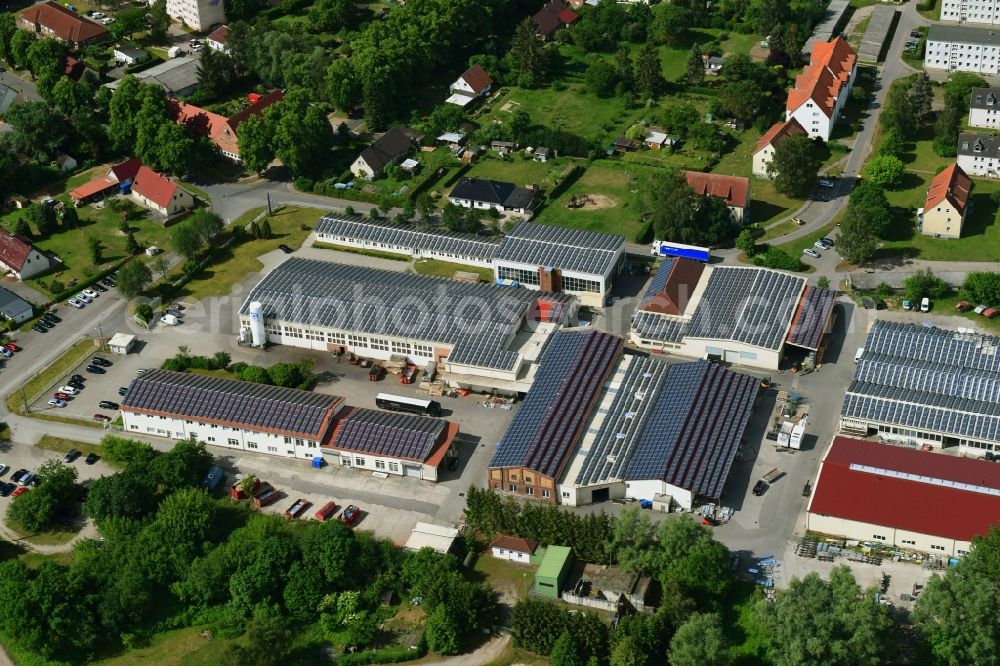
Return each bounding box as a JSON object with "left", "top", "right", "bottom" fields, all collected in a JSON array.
[
  {"left": 685, "top": 267, "right": 805, "bottom": 350},
  {"left": 120, "top": 369, "right": 343, "bottom": 438},
  {"left": 330, "top": 408, "right": 445, "bottom": 461},
  {"left": 240, "top": 258, "right": 572, "bottom": 372},
  {"left": 489, "top": 329, "right": 624, "bottom": 477},
  {"left": 316, "top": 214, "right": 500, "bottom": 259},
  {"left": 638, "top": 258, "right": 676, "bottom": 309},
  {"left": 624, "top": 361, "right": 758, "bottom": 498},
  {"left": 495, "top": 222, "right": 625, "bottom": 276}
]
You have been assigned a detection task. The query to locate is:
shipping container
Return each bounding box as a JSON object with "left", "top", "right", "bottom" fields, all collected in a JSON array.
[{"left": 315, "top": 500, "right": 338, "bottom": 521}]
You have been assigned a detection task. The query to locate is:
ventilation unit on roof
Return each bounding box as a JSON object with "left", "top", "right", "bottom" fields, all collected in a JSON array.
[
  {"left": 615, "top": 433, "right": 626, "bottom": 440},
  {"left": 606, "top": 454, "right": 618, "bottom": 464},
  {"left": 643, "top": 372, "right": 652, "bottom": 378},
  {"left": 624, "top": 411, "right": 635, "bottom": 419},
  {"left": 634, "top": 391, "right": 645, "bottom": 400}
]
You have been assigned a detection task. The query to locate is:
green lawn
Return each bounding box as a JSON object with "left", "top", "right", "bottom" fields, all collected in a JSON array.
[
  {"left": 167, "top": 206, "right": 319, "bottom": 302},
  {"left": 413, "top": 259, "right": 493, "bottom": 282},
  {"left": 482, "top": 83, "right": 632, "bottom": 143},
  {"left": 35, "top": 434, "right": 109, "bottom": 461},
  {"left": 750, "top": 180, "right": 804, "bottom": 228},
  {"left": 0, "top": 165, "right": 181, "bottom": 299},
  {"left": 473, "top": 552, "right": 535, "bottom": 600},
  {"left": 312, "top": 242, "right": 410, "bottom": 261},
  {"left": 96, "top": 626, "right": 238, "bottom": 666},
  {"left": 462, "top": 157, "right": 564, "bottom": 186}
]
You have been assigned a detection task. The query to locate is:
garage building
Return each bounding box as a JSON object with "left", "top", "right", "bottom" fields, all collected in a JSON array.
[
  {"left": 807, "top": 436, "right": 1000, "bottom": 557},
  {"left": 0, "top": 287, "right": 33, "bottom": 324},
  {"left": 488, "top": 328, "right": 760, "bottom": 509},
  {"left": 841, "top": 320, "right": 1000, "bottom": 458},
  {"left": 239, "top": 258, "right": 576, "bottom": 394},
  {"left": 630, "top": 260, "right": 837, "bottom": 371}
]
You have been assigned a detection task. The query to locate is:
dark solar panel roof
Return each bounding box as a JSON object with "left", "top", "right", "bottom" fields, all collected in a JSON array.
[
  {"left": 631, "top": 310, "right": 687, "bottom": 343},
  {"left": 489, "top": 329, "right": 624, "bottom": 477},
  {"left": 329, "top": 407, "right": 445, "bottom": 461},
  {"left": 841, "top": 321, "right": 1000, "bottom": 442},
  {"left": 495, "top": 222, "right": 625, "bottom": 276},
  {"left": 786, "top": 285, "right": 837, "bottom": 350},
  {"left": 316, "top": 214, "right": 499, "bottom": 259},
  {"left": 638, "top": 258, "right": 676, "bottom": 309},
  {"left": 685, "top": 267, "right": 805, "bottom": 350},
  {"left": 624, "top": 361, "right": 759, "bottom": 499},
  {"left": 240, "top": 258, "right": 572, "bottom": 372},
  {"left": 121, "top": 369, "right": 344, "bottom": 439}
]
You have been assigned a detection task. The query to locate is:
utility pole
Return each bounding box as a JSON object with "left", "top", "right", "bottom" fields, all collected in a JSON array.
[{"left": 267, "top": 192, "right": 273, "bottom": 216}]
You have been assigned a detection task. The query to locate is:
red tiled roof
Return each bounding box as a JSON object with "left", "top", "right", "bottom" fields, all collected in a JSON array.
[
  {"left": 490, "top": 534, "right": 538, "bottom": 554},
  {"left": 925, "top": 163, "right": 973, "bottom": 214},
  {"left": 169, "top": 99, "right": 239, "bottom": 157},
  {"left": 459, "top": 64, "right": 493, "bottom": 95},
  {"left": 68, "top": 175, "right": 116, "bottom": 202},
  {"left": 809, "top": 437, "right": 1000, "bottom": 542},
  {"left": 19, "top": 1, "right": 109, "bottom": 44},
  {"left": 110, "top": 157, "right": 142, "bottom": 183},
  {"left": 754, "top": 117, "right": 807, "bottom": 153},
  {"left": 786, "top": 36, "right": 856, "bottom": 115},
  {"left": 558, "top": 8, "right": 578, "bottom": 23},
  {"left": 227, "top": 90, "right": 285, "bottom": 134},
  {"left": 641, "top": 258, "right": 704, "bottom": 316},
  {"left": 206, "top": 24, "right": 228, "bottom": 45},
  {"left": 0, "top": 228, "right": 33, "bottom": 272},
  {"left": 131, "top": 165, "right": 178, "bottom": 210},
  {"left": 683, "top": 171, "right": 750, "bottom": 209}
]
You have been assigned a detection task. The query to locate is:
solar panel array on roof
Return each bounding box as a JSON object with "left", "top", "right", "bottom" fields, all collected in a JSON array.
[
  {"left": 786, "top": 285, "right": 837, "bottom": 350},
  {"left": 841, "top": 321, "right": 1000, "bottom": 443},
  {"left": 316, "top": 214, "right": 499, "bottom": 259},
  {"left": 638, "top": 258, "right": 676, "bottom": 309},
  {"left": 489, "top": 329, "right": 624, "bottom": 477},
  {"left": 631, "top": 310, "right": 687, "bottom": 343},
  {"left": 330, "top": 408, "right": 445, "bottom": 461},
  {"left": 121, "top": 369, "right": 343, "bottom": 438},
  {"left": 495, "top": 222, "right": 624, "bottom": 276},
  {"left": 685, "top": 267, "right": 805, "bottom": 350},
  {"left": 241, "top": 258, "right": 572, "bottom": 372},
  {"left": 624, "top": 361, "right": 759, "bottom": 499}
]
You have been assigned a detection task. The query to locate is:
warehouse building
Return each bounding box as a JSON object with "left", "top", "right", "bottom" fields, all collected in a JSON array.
[
  {"left": 841, "top": 321, "right": 1000, "bottom": 458},
  {"left": 312, "top": 216, "right": 625, "bottom": 307},
  {"left": 320, "top": 407, "right": 459, "bottom": 481},
  {"left": 239, "top": 258, "right": 576, "bottom": 394},
  {"left": 630, "top": 260, "right": 837, "bottom": 371},
  {"left": 121, "top": 369, "right": 346, "bottom": 460},
  {"left": 488, "top": 328, "right": 760, "bottom": 509},
  {"left": 807, "top": 436, "right": 1000, "bottom": 557}
]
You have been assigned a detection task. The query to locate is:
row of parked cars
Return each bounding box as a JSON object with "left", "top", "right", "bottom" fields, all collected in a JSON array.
[
  {"left": 803, "top": 236, "right": 836, "bottom": 259},
  {"left": 46, "top": 358, "right": 119, "bottom": 414},
  {"left": 68, "top": 274, "right": 115, "bottom": 309},
  {"left": 31, "top": 309, "right": 61, "bottom": 334}
]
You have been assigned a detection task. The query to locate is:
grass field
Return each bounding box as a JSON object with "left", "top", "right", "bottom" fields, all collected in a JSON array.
[
  {"left": 35, "top": 434, "right": 107, "bottom": 460},
  {"left": 97, "top": 626, "right": 237, "bottom": 666},
  {"left": 5, "top": 338, "right": 97, "bottom": 414},
  {"left": 482, "top": 83, "right": 632, "bottom": 143},
  {"left": 413, "top": 259, "right": 493, "bottom": 282},
  {"left": 538, "top": 161, "right": 649, "bottom": 241},
  {"left": 169, "top": 206, "right": 318, "bottom": 302},
  {"left": 462, "top": 157, "right": 565, "bottom": 186},
  {"left": 0, "top": 166, "right": 180, "bottom": 298}
]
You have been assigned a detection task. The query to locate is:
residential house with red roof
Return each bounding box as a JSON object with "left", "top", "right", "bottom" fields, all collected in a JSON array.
[
  {"left": 490, "top": 534, "right": 538, "bottom": 562},
  {"left": 446, "top": 64, "right": 494, "bottom": 107},
  {"left": 752, "top": 117, "right": 808, "bottom": 178},
  {"left": 206, "top": 24, "right": 229, "bottom": 53},
  {"left": 533, "top": 0, "right": 577, "bottom": 39},
  {"left": 131, "top": 166, "right": 194, "bottom": 216},
  {"left": 169, "top": 91, "right": 284, "bottom": 164},
  {"left": 785, "top": 36, "right": 857, "bottom": 141},
  {"left": 918, "top": 163, "right": 972, "bottom": 239},
  {"left": 69, "top": 157, "right": 142, "bottom": 205},
  {"left": 807, "top": 436, "right": 1000, "bottom": 557},
  {"left": 17, "top": 1, "right": 109, "bottom": 48},
  {"left": 683, "top": 171, "right": 752, "bottom": 223},
  {"left": 0, "top": 228, "right": 50, "bottom": 280}
]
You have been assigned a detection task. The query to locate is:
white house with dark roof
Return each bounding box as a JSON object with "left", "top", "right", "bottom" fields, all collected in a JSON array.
[
  {"left": 957, "top": 131, "right": 1000, "bottom": 177},
  {"left": 446, "top": 64, "right": 493, "bottom": 107},
  {"left": 350, "top": 127, "right": 414, "bottom": 180},
  {"left": 969, "top": 86, "right": 1000, "bottom": 128},
  {"left": 448, "top": 177, "right": 538, "bottom": 219},
  {"left": 0, "top": 228, "right": 50, "bottom": 280},
  {"left": 0, "top": 287, "right": 33, "bottom": 324}
]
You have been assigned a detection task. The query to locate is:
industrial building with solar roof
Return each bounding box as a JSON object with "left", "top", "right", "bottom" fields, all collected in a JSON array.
[
  {"left": 239, "top": 258, "right": 576, "bottom": 394},
  {"left": 841, "top": 320, "right": 1000, "bottom": 458},
  {"left": 630, "top": 259, "right": 837, "bottom": 371},
  {"left": 807, "top": 436, "right": 1000, "bottom": 557},
  {"left": 313, "top": 215, "right": 625, "bottom": 307},
  {"left": 121, "top": 370, "right": 459, "bottom": 479},
  {"left": 487, "top": 328, "right": 761, "bottom": 509}
]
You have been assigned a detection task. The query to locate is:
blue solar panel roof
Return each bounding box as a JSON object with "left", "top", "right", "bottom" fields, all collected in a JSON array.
[
  {"left": 329, "top": 408, "right": 445, "bottom": 461},
  {"left": 489, "top": 329, "right": 624, "bottom": 477},
  {"left": 786, "top": 285, "right": 837, "bottom": 350},
  {"left": 637, "top": 258, "right": 676, "bottom": 310}
]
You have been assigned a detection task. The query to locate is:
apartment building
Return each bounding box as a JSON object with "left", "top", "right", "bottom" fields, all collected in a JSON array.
[
  {"left": 785, "top": 36, "right": 858, "bottom": 140},
  {"left": 941, "top": 0, "right": 1000, "bottom": 25},
  {"left": 969, "top": 86, "right": 1000, "bottom": 128},
  {"left": 924, "top": 24, "right": 1000, "bottom": 74},
  {"left": 957, "top": 131, "right": 1000, "bottom": 177},
  {"left": 165, "top": 0, "right": 225, "bottom": 31}
]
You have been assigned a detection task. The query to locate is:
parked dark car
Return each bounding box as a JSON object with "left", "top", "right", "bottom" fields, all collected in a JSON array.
[
  {"left": 91, "top": 357, "right": 112, "bottom": 367},
  {"left": 32, "top": 324, "right": 48, "bottom": 333},
  {"left": 278, "top": 244, "right": 293, "bottom": 254},
  {"left": 92, "top": 283, "right": 108, "bottom": 292},
  {"left": 86, "top": 365, "right": 106, "bottom": 374},
  {"left": 85, "top": 453, "right": 99, "bottom": 465},
  {"left": 118, "top": 387, "right": 129, "bottom": 396},
  {"left": 68, "top": 381, "right": 85, "bottom": 390},
  {"left": 71, "top": 374, "right": 85, "bottom": 383},
  {"left": 64, "top": 449, "right": 80, "bottom": 463},
  {"left": 44, "top": 313, "right": 62, "bottom": 323},
  {"left": 38, "top": 319, "right": 55, "bottom": 329},
  {"left": 98, "top": 401, "right": 119, "bottom": 410},
  {"left": 0, "top": 483, "right": 15, "bottom": 497},
  {"left": 752, "top": 480, "right": 768, "bottom": 496},
  {"left": 10, "top": 469, "right": 28, "bottom": 483}
]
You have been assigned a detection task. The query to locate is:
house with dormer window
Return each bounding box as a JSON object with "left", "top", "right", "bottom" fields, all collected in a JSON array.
[
  {"left": 969, "top": 87, "right": 1000, "bottom": 128},
  {"left": 957, "top": 132, "right": 1000, "bottom": 178}
]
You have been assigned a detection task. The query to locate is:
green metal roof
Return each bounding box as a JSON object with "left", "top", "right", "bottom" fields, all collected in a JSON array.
[{"left": 536, "top": 545, "right": 572, "bottom": 579}]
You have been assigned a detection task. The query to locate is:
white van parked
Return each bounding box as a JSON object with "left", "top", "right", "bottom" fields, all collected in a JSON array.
[
  {"left": 855, "top": 347, "right": 865, "bottom": 363},
  {"left": 920, "top": 297, "right": 931, "bottom": 312}
]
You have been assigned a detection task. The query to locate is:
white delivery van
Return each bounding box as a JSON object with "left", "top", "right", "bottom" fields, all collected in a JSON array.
[{"left": 855, "top": 347, "right": 864, "bottom": 363}]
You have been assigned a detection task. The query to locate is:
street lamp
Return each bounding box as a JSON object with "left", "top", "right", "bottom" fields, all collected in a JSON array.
[{"left": 522, "top": 572, "right": 527, "bottom": 599}]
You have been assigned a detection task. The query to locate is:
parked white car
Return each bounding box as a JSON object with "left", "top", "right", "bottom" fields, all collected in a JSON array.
[
  {"left": 83, "top": 288, "right": 99, "bottom": 299},
  {"left": 57, "top": 386, "right": 79, "bottom": 396},
  {"left": 101, "top": 17, "right": 115, "bottom": 24},
  {"left": 48, "top": 399, "right": 66, "bottom": 408},
  {"left": 68, "top": 298, "right": 85, "bottom": 309},
  {"left": 76, "top": 292, "right": 92, "bottom": 303},
  {"left": 160, "top": 314, "right": 179, "bottom": 326},
  {"left": 803, "top": 248, "right": 821, "bottom": 259}
]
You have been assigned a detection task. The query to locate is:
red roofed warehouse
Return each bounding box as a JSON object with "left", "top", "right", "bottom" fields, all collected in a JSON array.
[
  {"left": 752, "top": 118, "right": 807, "bottom": 178},
  {"left": 130, "top": 166, "right": 195, "bottom": 216},
  {"left": 785, "top": 36, "right": 857, "bottom": 141},
  {"left": 683, "top": 171, "right": 752, "bottom": 223},
  {"left": 0, "top": 227, "right": 51, "bottom": 280},
  {"left": 17, "top": 1, "right": 110, "bottom": 48},
  {"left": 807, "top": 436, "right": 1000, "bottom": 557},
  {"left": 919, "top": 163, "right": 972, "bottom": 239}
]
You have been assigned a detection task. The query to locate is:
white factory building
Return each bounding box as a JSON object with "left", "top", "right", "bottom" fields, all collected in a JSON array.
[
  {"left": 842, "top": 321, "right": 1000, "bottom": 458},
  {"left": 239, "top": 258, "right": 577, "bottom": 394},
  {"left": 629, "top": 259, "right": 837, "bottom": 372},
  {"left": 924, "top": 24, "right": 1000, "bottom": 74},
  {"left": 312, "top": 215, "right": 626, "bottom": 308}
]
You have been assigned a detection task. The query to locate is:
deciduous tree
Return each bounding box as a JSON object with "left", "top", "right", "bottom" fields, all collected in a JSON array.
[
  {"left": 585, "top": 60, "right": 618, "bottom": 97},
  {"left": 669, "top": 613, "right": 730, "bottom": 666},
  {"left": 861, "top": 155, "right": 904, "bottom": 188},
  {"left": 769, "top": 134, "right": 822, "bottom": 198},
  {"left": 115, "top": 259, "right": 153, "bottom": 299},
  {"left": 836, "top": 205, "right": 879, "bottom": 265}
]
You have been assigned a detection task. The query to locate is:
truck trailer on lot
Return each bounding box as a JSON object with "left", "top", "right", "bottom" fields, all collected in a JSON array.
[{"left": 284, "top": 498, "right": 311, "bottom": 519}]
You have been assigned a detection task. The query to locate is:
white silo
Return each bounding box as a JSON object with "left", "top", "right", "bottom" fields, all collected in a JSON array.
[{"left": 248, "top": 301, "right": 266, "bottom": 347}]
